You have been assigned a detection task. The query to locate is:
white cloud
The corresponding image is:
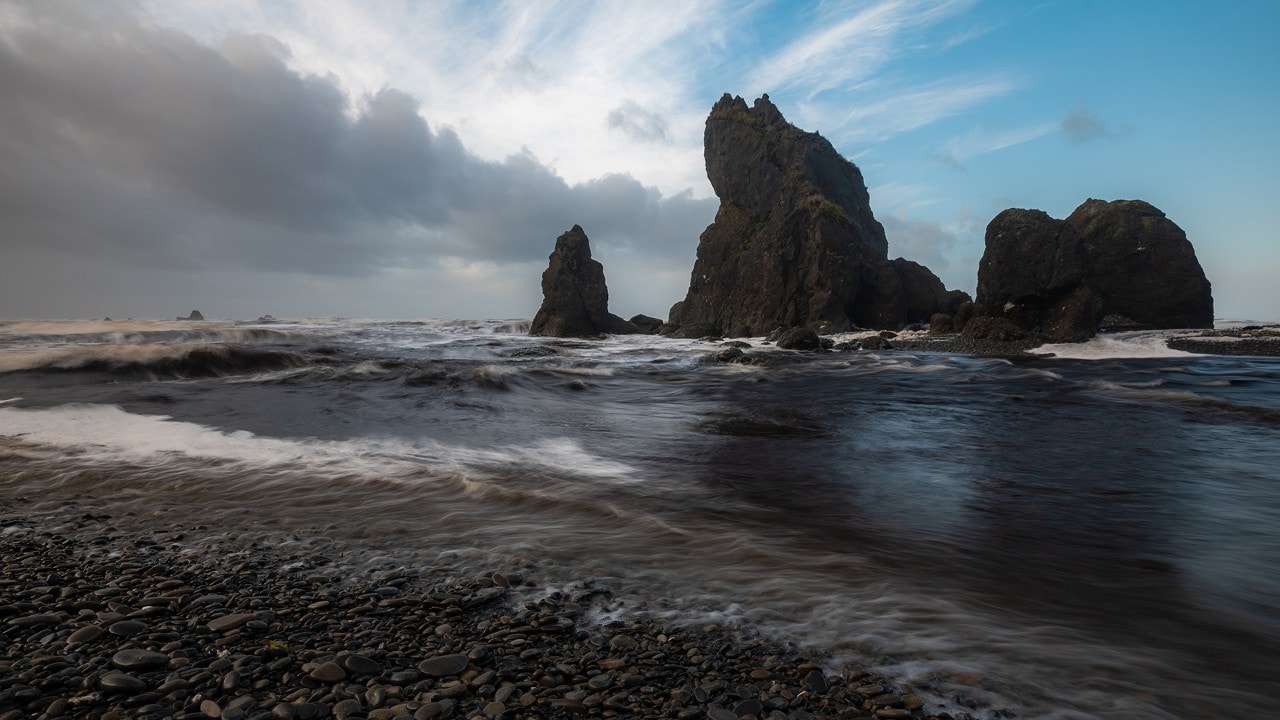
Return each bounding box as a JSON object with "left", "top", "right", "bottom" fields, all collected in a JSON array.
[
  {"left": 830, "top": 75, "right": 1020, "bottom": 143},
  {"left": 747, "top": 0, "right": 974, "bottom": 99},
  {"left": 940, "top": 122, "right": 1057, "bottom": 165}
]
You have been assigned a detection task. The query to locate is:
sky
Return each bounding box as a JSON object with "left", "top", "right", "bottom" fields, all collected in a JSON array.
[{"left": 1, "top": 0, "right": 1277, "bottom": 322}]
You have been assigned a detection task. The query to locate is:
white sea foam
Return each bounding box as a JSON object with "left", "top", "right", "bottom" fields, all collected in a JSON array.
[
  {"left": 1032, "top": 331, "right": 1199, "bottom": 359},
  {"left": 0, "top": 403, "right": 639, "bottom": 488}
]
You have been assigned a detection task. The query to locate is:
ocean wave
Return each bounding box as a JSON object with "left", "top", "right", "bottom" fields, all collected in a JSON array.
[
  {"left": 0, "top": 343, "right": 315, "bottom": 378},
  {"left": 1084, "top": 380, "right": 1280, "bottom": 425}
]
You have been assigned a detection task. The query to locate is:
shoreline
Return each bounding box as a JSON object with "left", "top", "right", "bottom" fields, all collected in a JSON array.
[{"left": 2, "top": 501, "right": 961, "bottom": 720}]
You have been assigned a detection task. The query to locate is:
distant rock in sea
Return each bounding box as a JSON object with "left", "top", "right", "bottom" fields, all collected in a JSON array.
[
  {"left": 530, "top": 225, "right": 638, "bottom": 338},
  {"left": 178, "top": 310, "right": 205, "bottom": 321},
  {"left": 966, "top": 199, "right": 1213, "bottom": 342},
  {"left": 665, "top": 93, "right": 967, "bottom": 337},
  {"left": 628, "top": 314, "right": 664, "bottom": 335}
]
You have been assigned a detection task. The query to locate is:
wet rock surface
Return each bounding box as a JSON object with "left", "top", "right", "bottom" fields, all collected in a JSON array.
[
  {"left": 0, "top": 505, "right": 978, "bottom": 720},
  {"left": 1167, "top": 325, "right": 1280, "bottom": 356}
]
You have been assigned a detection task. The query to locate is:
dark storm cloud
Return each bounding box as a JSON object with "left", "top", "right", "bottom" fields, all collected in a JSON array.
[
  {"left": 606, "top": 100, "right": 671, "bottom": 144},
  {"left": 0, "top": 4, "right": 713, "bottom": 278}
]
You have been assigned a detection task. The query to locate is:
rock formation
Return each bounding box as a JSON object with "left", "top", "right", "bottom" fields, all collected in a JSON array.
[
  {"left": 627, "top": 314, "right": 664, "bottom": 334},
  {"left": 530, "top": 225, "right": 638, "bottom": 338},
  {"left": 1066, "top": 199, "right": 1213, "bottom": 329},
  {"left": 178, "top": 310, "right": 205, "bottom": 321},
  {"left": 968, "top": 199, "right": 1213, "bottom": 342},
  {"left": 666, "top": 94, "right": 967, "bottom": 337}
]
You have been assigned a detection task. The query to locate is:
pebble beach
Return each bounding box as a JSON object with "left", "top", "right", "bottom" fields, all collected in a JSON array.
[{"left": 1, "top": 499, "right": 953, "bottom": 720}]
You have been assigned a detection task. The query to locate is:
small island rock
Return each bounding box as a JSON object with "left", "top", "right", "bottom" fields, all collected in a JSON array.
[{"left": 529, "top": 225, "right": 638, "bottom": 338}]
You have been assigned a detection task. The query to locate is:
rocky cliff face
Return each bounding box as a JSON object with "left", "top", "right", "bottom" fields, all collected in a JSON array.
[
  {"left": 667, "top": 94, "right": 966, "bottom": 337},
  {"left": 530, "top": 225, "right": 637, "bottom": 337},
  {"left": 970, "top": 199, "right": 1213, "bottom": 342}
]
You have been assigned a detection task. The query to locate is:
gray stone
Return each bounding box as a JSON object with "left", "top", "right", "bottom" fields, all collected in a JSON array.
[
  {"left": 309, "top": 661, "right": 346, "bottom": 683},
  {"left": 388, "top": 670, "right": 419, "bottom": 684},
  {"left": 417, "top": 654, "right": 469, "bottom": 677},
  {"left": 108, "top": 619, "right": 147, "bottom": 636},
  {"left": 608, "top": 634, "right": 637, "bottom": 651},
  {"left": 67, "top": 625, "right": 104, "bottom": 644},
  {"left": 9, "top": 613, "right": 62, "bottom": 628},
  {"left": 707, "top": 707, "right": 738, "bottom": 720},
  {"left": 333, "top": 699, "right": 363, "bottom": 720},
  {"left": 99, "top": 672, "right": 147, "bottom": 692},
  {"left": 803, "top": 669, "right": 828, "bottom": 693},
  {"left": 111, "top": 648, "right": 168, "bottom": 670},
  {"left": 339, "top": 653, "right": 381, "bottom": 676},
  {"left": 414, "top": 700, "right": 454, "bottom": 719},
  {"left": 207, "top": 613, "right": 255, "bottom": 632}
]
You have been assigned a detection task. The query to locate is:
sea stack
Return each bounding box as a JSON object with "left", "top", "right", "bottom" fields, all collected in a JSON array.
[
  {"left": 968, "top": 199, "right": 1213, "bottom": 341},
  {"left": 1066, "top": 199, "right": 1213, "bottom": 329},
  {"left": 665, "top": 93, "right": 966, "bottom": 337},
  {"left": 529, "top": 225, "right": 638, "bottom": 338}
]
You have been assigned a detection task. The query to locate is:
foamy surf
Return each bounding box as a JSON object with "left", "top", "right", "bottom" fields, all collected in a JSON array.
[{"left": 1032, "top": 330, "right": 1199, "bottom": 359}]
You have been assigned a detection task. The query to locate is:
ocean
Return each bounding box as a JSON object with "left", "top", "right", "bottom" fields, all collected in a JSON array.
[{"left": 1, "top": 318, "right": 1277, "bottom": 719}]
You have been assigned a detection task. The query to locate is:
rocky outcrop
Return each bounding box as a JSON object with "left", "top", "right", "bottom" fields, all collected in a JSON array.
[
  {"left": 529, "top": 225, "right": 638, "bottom": 338},
  {"left": 666, "top": 94, "right": 967, "bottom": 337},
  {"left": 178, "top": 310, "right": 205, "bottom": 321},
  {"left": 971, "top": 209, "right": 1102, "bottom": 342},
  {"left": 627, "top": 314, "right": 664, "bottom": 334},
  {"left": 968, "top": 200, "right": 1213, "bottom": 342},
  {"left": 773, "top": 328, "right": 821, "bottom": 350},
  {"left": 1066, "top": 199, "right": 1213, "bottom": 329}
]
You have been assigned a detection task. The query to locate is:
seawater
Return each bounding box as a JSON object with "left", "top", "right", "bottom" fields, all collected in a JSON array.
[{"left": 1, "top": 318, "right": 1278, "bottom": 719}]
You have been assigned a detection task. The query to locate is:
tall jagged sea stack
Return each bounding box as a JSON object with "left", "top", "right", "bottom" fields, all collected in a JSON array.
[
  {"left": 666, "top": 94, "right": 966, "bottom": 337},
  {"left": 530, "top": 225, "right": 637, "bottom": 338}
]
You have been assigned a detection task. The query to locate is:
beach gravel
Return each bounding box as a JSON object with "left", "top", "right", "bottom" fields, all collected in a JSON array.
[{"left": 0, "top": 504, "right": 981, "bottom": 720}]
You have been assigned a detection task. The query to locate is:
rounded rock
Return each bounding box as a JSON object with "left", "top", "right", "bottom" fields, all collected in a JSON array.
[
  {"left": 333, "top": 698, "right": 363, "bottom": 719},
  {"left": 111, "top": 648, "right": 168, "bottom": 671},
  {"left": 417, "top": 654, "right": 469, "bottom": 677},
  {"left": 207, "top": 613, "right": 255, "bottom": 633},
  {"left": 309, "top": 661, "right": 347, "bottom": 683},
  {"left": 339, "top": 653, "right": 381, "bottom": 676},
  {"left": 99, "top": 672, "right": 147, "bottom": 693},
  {"left": 68, "top": 625, "right": 105, "bottom": 644},
  {"left": 108, "top": 619, "right": 148, "bottom": 637}
]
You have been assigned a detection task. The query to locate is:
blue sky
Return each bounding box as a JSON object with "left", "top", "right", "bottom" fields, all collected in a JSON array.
[{"left": 1, "top": 0, "right": 1276, "bottom": 321}]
